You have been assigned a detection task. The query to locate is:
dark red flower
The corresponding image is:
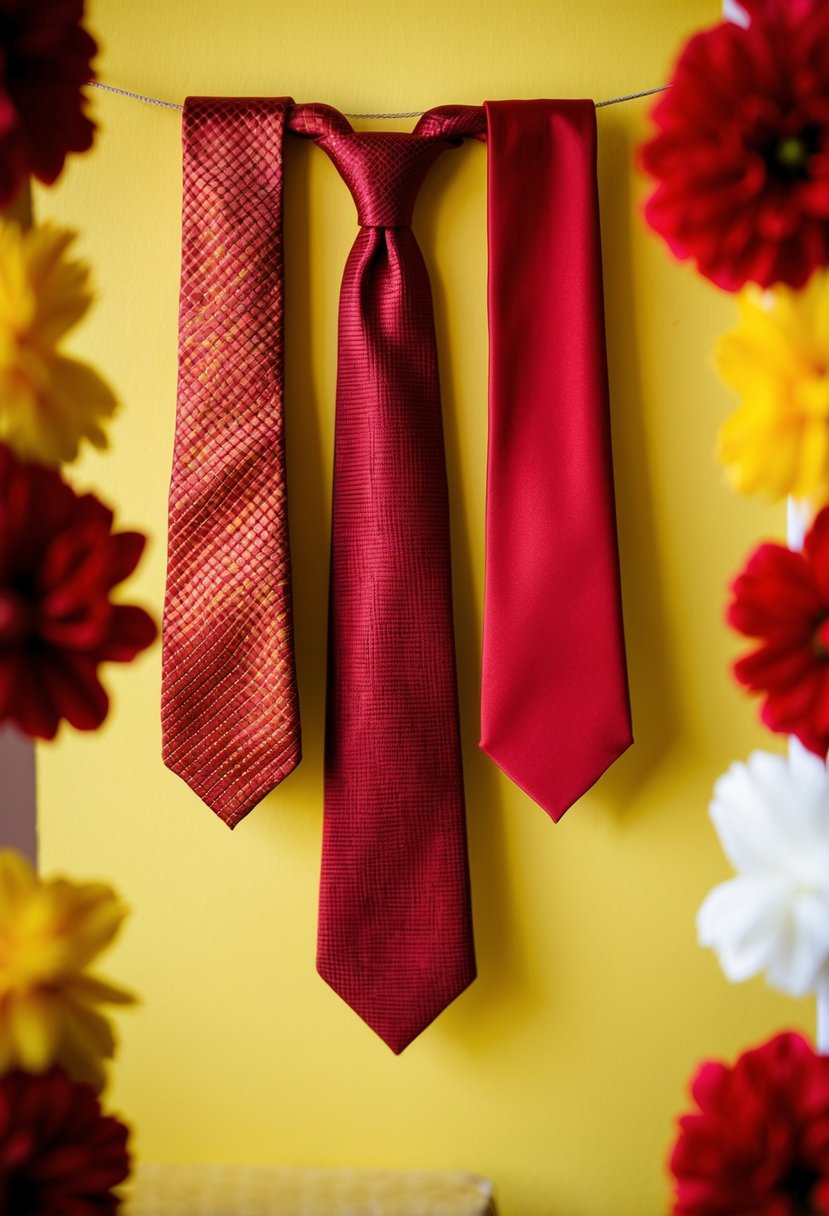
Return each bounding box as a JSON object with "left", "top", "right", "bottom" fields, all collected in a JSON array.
[
  {"left": 640, "top": 4, "right": 829, "bottom": 290},
  {"left": 0, "top": 445, "right": 157, "bottom": 740},
  {"left": 670, "top": 1032, "right": 829, "bottom": 1215},
  {"left": 728, "top": 506, "right": 829, "bottom": 757},
  {"left": 0, "top": 1068, "right": 129, "bottom": 1216},
  {"left": 0, "top": 0, "right": 97, "bottom": 206}
]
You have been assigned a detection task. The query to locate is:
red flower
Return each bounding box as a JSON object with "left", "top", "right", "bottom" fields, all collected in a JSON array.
[
  {"left": 0, "top": 1068, "right": 129, "bottom": 1216},
  {"left": 670, "top": 1032, "right": 829, "bottom": 1215},
  {"left": 0, "top": 445, "right": 157, "bottom": 739},
  {"left": 640, "top": 4, "right": 829, "bottom": 290},
  {"left": 0, "top": 0, "right": 97, "bottom": 206},
  {"left": 728, "top": 507, "right": 829, "bottom": 758}
]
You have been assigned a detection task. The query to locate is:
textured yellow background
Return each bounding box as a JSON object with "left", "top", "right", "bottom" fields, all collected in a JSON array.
[{"left": 36, "top": 1, "right": 809, "bottom": 1213}]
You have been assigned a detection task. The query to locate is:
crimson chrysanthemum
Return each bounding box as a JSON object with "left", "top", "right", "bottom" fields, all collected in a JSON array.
[
  {"left": 670, "top": 1032, "right": 829, "bottom": 1215},
  {"left": 0, "top": 1068, "right": 129, "bottom": 1216},
  {"left": 0, "top": 1, "right": 97, "bottom": 207},
  {"left": 0, "top": 444, "right": 156, "bottom": 739},
  {"left": 641, "top": 3, "right": 829, "bottom": 290},
  {"left": 728, "top": 506, "right": 829, "bottom": 757}
]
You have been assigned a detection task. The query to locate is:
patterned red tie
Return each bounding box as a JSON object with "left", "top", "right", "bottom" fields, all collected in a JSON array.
[
  {"left": 289, "top": 104, "right": 484, "bottom": 1053},
  {"left": 162, "top": 98, "right": 300, "bottom": 827}
]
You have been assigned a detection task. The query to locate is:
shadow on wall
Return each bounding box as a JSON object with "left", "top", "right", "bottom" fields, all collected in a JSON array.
[
  {"left": 592, "top": 108, "right": 683, "bottom": 814},
  {"left": 279, "top": 134, "right": 331, "bottom": 814}
]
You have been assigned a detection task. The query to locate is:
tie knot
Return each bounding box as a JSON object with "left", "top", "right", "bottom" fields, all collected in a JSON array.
[
  {"left": 288, "top": 103, "right": 485, "bottom": 229},
  {"left": 320, "top": 132, "right": 446, "bottom": 228}
]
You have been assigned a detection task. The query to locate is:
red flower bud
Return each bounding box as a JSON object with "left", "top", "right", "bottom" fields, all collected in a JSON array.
[{"left": 0, "top": 446, "right": 157, "bottom": 739}]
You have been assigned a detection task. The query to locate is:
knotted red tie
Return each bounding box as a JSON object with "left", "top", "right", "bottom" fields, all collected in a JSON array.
[
  {"left": 289, "top": 104, "right": 484, "bottom": 1053},
  {"left": 162, "top": 98, "right": 300, "bottom": 826}
]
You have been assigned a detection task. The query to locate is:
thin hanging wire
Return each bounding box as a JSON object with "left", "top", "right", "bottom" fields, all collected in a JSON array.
[
  {"left": 89, "top": 81, "right": 182, "bottom": 110},
  {"left": 595, "top": 86, "right": 668, "bottom": 108},
  {"left": 87, "top": 79, "right": 669, "bottom": 116}
]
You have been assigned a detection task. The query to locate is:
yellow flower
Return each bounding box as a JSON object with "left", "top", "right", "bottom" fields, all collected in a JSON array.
[
  {"left": 716, "top": 270, "right": 829, "bottom": 503},
  {"left": 0, "top": 222, "right": 117, "bottom": 465},
  {"left": 0, "top": 850, "right": 135, "bottom": 1090}
]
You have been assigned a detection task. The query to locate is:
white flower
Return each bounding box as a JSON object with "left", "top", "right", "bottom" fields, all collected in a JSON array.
[{"left": 697, "top": 743, "right": 829, "bottom": 996}]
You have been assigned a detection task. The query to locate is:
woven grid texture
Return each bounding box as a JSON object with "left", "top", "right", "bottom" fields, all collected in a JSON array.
[
  {"left": 123, "top": 1164, "right": 497, "bottom": 1215},
  {"left": 289, "top": 105, "right": 485, "bottom": 1053},
  {"left": 162, "top": 97, "right": 300, "bottom": 827}
]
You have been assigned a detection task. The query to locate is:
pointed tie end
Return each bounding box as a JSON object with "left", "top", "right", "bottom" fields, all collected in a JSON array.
[
  {"left": 478, "top": 731, "right": 633, "bottom": 823},
  {"left": 161, "top": 743, "right": 301, "bottom": 827},
  {"left": 317, "top": 961, "right": 476, "bottom": 1054}
]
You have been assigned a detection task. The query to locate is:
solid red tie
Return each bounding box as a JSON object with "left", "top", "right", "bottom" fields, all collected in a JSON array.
[
  {"left": 481, "top": 100, "right": 633, "bottom": 820},
  {"left": 289, "top": 104, "right": 484, "bottom": 1053},
  {"left": 162, "top": 97, "right": 301, "bottom": 827}
]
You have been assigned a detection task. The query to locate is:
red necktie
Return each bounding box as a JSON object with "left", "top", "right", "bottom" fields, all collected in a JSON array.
[
  {"left": 289, "top": 104, "right": 484, "bottom": 1053},
  {"left": 481, "top": 100, "right": 633, "bottom": 820},
  {"left": 162, "top": 98, "right": 300, "bottom": 826}
]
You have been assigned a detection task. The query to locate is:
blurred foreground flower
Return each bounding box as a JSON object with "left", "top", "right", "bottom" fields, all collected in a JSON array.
[
  {"left": 717, "top": 273, "right": 829, "bottom": 502},
  {"left": 0, "top": 445, "right": 157, "bottom": 739},
  {"left": 698, "top": 747, "right": 829, "bottom": 996},
  {"left": 0, "top": 0, "right": 97, "bottom": 207},
  {"left": 641, "top": 4, "right": 829, "bottom": 291},
  {"left": 0, "top": 222, "right": 117, "bottom": 465},
  {"left": 0, "top": 850, "right": 135, "bottom": 1091},
  {"left": 670, "top": 1032, "right": 829, "bottom": 1215},
  {"left": 0, "top": 1067, "right": 129, "bottom": 1216},
  {"left": 736, "top": 0, "right": 818, "bottom": 23},
  {"left": 728, "top": 506, "right": 829, "bottom": 756}
]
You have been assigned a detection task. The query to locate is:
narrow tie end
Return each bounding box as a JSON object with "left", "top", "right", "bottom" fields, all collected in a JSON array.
[
  {"left": 316, "top": 961, "right": 476, "bottom": 1054},
  {"left": 162, "top": 743, "right": 301, "bottom": 827},
  {"left": 478, "top": 733, "right": 633, "bottom": 823}
]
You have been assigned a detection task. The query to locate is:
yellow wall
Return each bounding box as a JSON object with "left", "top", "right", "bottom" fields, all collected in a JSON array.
[{"left": 36, "top": 1, "right": 808, "bottom": 1213}]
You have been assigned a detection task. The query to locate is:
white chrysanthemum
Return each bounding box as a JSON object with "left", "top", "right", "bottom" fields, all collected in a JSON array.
[{"left": 697, "top": 744, "right": 829, "bottom": 997}]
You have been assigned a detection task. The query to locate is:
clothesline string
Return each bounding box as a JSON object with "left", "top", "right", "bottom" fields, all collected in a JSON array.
[{"left": 87, "top": 79, "right": 669, "bottom": 116}]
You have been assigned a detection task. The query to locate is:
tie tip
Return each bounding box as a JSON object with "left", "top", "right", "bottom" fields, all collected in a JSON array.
[
  {"left": 161, "top": 745, "right": 301, "bottom": 825},
  {"left": 316, "top": 962, "right": 476, "bottom": 1053},
  {"left": 478, "top": 731, "right": 633, "bottom": 821}
]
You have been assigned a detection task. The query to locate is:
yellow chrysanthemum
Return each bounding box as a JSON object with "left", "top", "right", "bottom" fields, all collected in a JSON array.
[
  {"left": 716, "top": 270, "right": 829, "bottom": 503},
  {"left": 0, "top": 850, "right": 135, "bottom": 1091},
  {"left": 0, "top": 222, "right": 117, "bottom": 465}
]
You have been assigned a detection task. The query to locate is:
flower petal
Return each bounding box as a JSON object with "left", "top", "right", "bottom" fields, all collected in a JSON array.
[
  {"left": 95, "top": 604, "right": 157, "bottom": 663},
  {"left": 702, "top": 747, "right": 829, "bottom": 998},
  {"left": 697, "top": 873, "right": 792, "bottom": 983},
  {"left": 7, "top": 991, "right": 61, "bottom": 1072}
]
